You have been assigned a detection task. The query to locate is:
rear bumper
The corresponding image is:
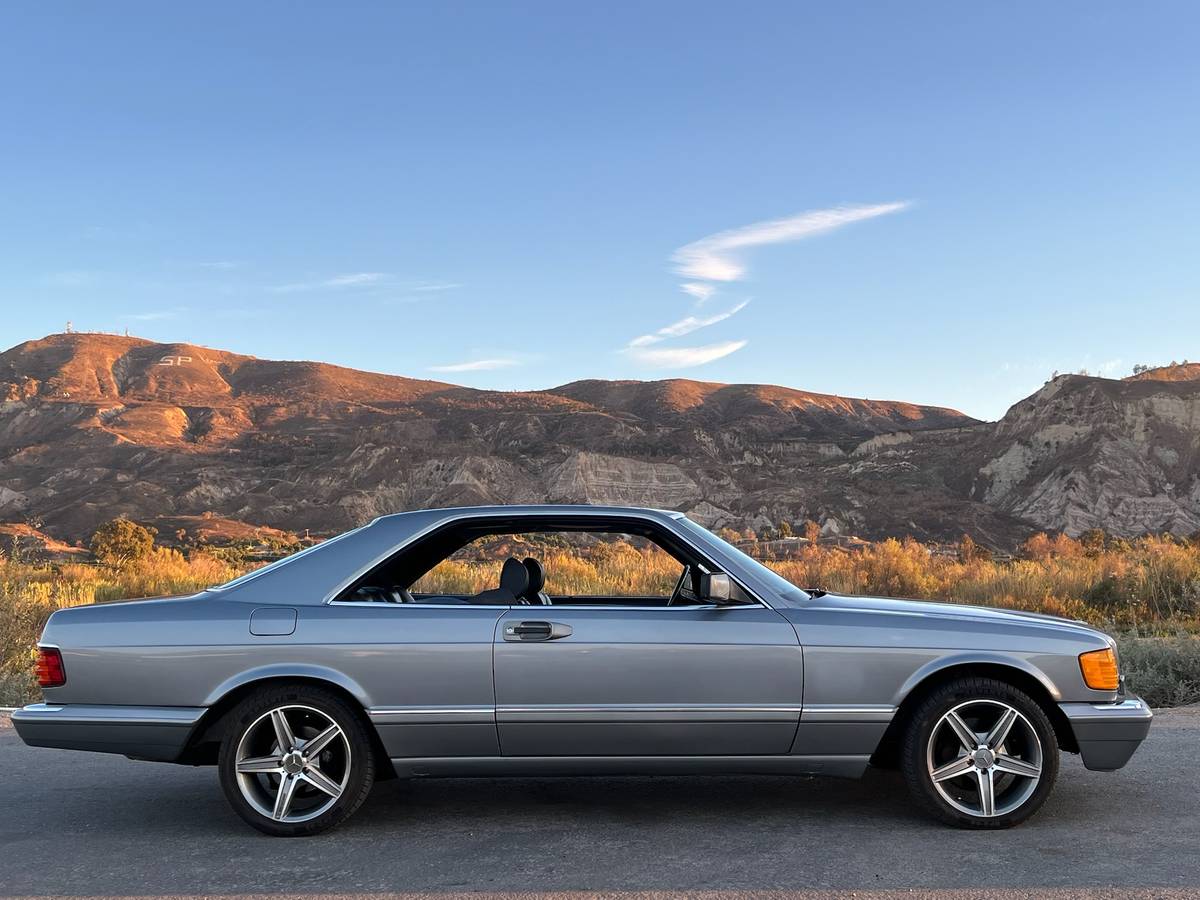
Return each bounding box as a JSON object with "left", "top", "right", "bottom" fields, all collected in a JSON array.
[
  {"left": 11, "top": 703, "right": 205, "bottom": 762},
  {"left": 1059, "top": 696, "right": 1153, "bottom": 771}
]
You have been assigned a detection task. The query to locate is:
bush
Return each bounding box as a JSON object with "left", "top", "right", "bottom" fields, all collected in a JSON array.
[
  {"left": 90, "top": 518, "right": 157, "bottom": 567},
  {"left": 1117, "top": 634, "right": 1200, "bottom": 707}
]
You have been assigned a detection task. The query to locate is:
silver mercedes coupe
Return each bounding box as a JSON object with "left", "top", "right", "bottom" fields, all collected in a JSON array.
[{"left": 13, "top": 505, "right": 1151, "bottom": 835}]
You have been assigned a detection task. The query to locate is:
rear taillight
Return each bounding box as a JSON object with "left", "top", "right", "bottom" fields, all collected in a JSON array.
[{"left": 34, "top": 646, "right": 65, "bottom": 688}]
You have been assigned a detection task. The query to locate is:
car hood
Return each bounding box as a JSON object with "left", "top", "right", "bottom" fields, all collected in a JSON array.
[{"left": 807, "top": 592, "right": 1105, "bottom": 637}]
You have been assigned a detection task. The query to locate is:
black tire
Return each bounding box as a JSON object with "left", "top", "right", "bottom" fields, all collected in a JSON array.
[
  {"left": 900, "top": 676, "right": 1059, "bottom": 829},
  {"left": 217, "top": 684, "right": 376, "bottom": 836}
]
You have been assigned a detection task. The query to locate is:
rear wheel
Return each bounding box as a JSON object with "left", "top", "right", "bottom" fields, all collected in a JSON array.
[
  {"left": 218, "top": 684, "right": 375, "bottom": 836},
  {"left": 901, "top": 677, "right": 1058, "bottom": 828}
]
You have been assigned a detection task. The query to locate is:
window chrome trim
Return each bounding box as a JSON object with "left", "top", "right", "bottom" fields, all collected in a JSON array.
[
  {"left": 322, "top": 509, "right": 774, "bottom": 610},
  {"left": 329, "top": 600, "right": 763, "bottom": 612}
]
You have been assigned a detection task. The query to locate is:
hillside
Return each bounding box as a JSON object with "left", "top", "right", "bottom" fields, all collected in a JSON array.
[
  {"left": 0, "top": 333, "right": 1196, "bottom": 548},
  {"left": 1126, "top": 362, "right": 1200, "bottom": 383}
]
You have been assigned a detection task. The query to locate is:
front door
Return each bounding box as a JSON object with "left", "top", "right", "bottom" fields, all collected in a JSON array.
[{"left": 493, "top": 605, "right": 803, "bottom": 756}]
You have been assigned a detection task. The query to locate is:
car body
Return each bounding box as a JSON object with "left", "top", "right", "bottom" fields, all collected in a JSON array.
[{"left": 13, "top": 505, "right": 1152, "bottom": 834}]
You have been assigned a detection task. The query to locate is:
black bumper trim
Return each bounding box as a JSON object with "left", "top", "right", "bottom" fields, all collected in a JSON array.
[{"left": 1059, "top": 696, "right": 1153, "bottom": 771}]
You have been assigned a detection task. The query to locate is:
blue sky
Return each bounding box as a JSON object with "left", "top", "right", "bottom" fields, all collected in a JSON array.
[{"left": 1, "top": 2, "right": 1197, "bottom": 420}]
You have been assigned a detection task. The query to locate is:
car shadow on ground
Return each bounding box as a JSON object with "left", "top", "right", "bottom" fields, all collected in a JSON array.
[{"left": 354, "top": 767, "right": 924, "bottom": 831}]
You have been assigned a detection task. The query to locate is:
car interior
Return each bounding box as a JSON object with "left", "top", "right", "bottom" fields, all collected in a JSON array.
[{"left": 336, "top": 515, "right": 754, "bottom": 607}]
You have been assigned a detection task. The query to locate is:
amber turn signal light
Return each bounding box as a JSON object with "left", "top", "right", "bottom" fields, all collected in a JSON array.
[
  {"left": 34, "top": 646, "right": 65, "bottom": 688},
  {"left": 1079, "top": 647, "right": 1119, "bottom": 691}
]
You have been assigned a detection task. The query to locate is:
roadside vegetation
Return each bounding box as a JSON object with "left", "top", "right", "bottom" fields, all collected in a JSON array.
[{"left": 2, "top": 519, "right": 1199, "bottom": 708}]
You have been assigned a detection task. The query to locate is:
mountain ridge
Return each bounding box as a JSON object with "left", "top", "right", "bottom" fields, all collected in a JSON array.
[{"left": 1, "top": 333, "right": 1196, "bottom": 548}]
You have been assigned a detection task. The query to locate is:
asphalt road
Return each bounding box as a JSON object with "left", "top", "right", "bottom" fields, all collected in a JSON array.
[{"left": 1, "top": 709, "right": 1197, "bottom": 899}]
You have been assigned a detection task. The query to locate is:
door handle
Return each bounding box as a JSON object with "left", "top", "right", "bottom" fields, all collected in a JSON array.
[{"left": 503, "top": 621, "right": 572, "bottom": 642}]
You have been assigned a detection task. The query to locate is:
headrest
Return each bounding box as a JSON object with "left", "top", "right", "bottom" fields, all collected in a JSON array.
[
  {"left": 499, "top": 557, "right": 530, "bottom": 596},
  {"left": 522, "top": 557, "right": 545, "bottom": 593}
]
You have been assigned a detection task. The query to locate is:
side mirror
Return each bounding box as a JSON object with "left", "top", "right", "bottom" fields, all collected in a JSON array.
[{"left": 700, "top": 571, "right": 734, "bottom": 605}]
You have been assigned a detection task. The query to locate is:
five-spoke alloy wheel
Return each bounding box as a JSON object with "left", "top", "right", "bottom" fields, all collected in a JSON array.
[
  {"left": 218, "top": 685, "right": 375, "bottom": 836},
  {"left": 902, "top": 677, "right": 1059, "bottom": 828}
]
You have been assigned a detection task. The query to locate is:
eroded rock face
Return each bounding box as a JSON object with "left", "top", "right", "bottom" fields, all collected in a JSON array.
[
  {"left": 970, "top": 375, "right": 1200, "bottom": 537},
  {"left": 1, "top": 333, "right": 1198, "bottom": 547}
]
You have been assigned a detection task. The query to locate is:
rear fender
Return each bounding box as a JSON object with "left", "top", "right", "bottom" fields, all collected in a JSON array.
[{"left": 201, "top": 663, "right": 372, "bottom": 708}]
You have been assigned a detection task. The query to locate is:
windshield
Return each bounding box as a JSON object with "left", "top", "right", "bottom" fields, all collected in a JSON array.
[
  {"left": 677, "top": 517, "right": 811, "bottom": 605},
  {"left": 206, "top": 526, "right": 366, "bottom": 592}
]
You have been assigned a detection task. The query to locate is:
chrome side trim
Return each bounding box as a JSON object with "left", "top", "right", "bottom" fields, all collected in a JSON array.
[
  {"left": 497, "top": 703, "right": 802, "bottom": 723},
  {"left": 801, "top": 704, "right": 897, "bottom": 723},
  {"left": 389, "top": 754, "right": 872, "bottom": 779},
  {"left": 367, "top": 703, "right": 805, "bottom": 725},
  {"left": 11, "top": 703, "right": 205, "bottom": 727},
  {"left": 368, "top": 706, "right": 495, "bottom": 725}
]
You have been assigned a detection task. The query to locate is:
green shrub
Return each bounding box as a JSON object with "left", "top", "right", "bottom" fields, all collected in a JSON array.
[
  {"left": 90, "top": 518, "right": 157, "bottom": 567},
  {"left": 1117, "top": 633, "right": 1200, "bottom": 708}
]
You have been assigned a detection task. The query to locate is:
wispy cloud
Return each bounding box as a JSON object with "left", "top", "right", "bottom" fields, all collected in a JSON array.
[
  {"left": 429, "top": 357, "right": 520, "bottom": 373},
  {"left": 196, "top": 260, "right": 241, "bottom": 271},
  {"left": 270, "top": 272, "right": 390, "bottom": 293},
  {"left": 268, "top": 273, "right": 461, "bottom": 296},
  {"left": 680, "top": 282, "right": 716, "bottom": 304},
  {"left": 628, "top": 300, "right": 749, "bottom": 348},
  {"left": 324, "top": 272, "right": 388, "bottom": 288},
  {"left": 626, "top": 340, "right": 748, "bottom": 369},
  {"left": 123, "top": 308, "right": 185, "bottom": 322},
  {"left": 622, "top": 201, "right": 909, "bottom": 371},
  {"left": 409, "top": 281, "right": 462, "bottom": 292},
  {"left": 672, "top": 201, "right": 910, "bottom": 284}
]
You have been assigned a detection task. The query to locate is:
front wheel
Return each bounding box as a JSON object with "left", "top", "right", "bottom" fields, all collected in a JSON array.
[
  {"left": 218, "top": 684, "right": 376, "bottom": 836},
  {"left": 900, "top": 677, "right": 1059, "bottom": 828}
]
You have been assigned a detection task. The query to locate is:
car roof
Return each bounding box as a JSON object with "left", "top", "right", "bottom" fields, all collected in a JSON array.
[
  {"left": 373, "top": 504, "right": 686, "bottom": 524},
  {"left": 211, "top": 504, "right": 691, "bottom": 602}
]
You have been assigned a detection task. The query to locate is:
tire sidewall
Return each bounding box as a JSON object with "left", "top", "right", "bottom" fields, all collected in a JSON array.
[
  {"left": 218, "top": 685, "right": 375, "bottom": 836},
  {"left": 902, "top": 678, "right": 1060, "bottom": 829}
]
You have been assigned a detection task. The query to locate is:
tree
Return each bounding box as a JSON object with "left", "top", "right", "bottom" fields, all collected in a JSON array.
[
  {"left": 90, "top": 518, "right": 156, "bottom": 566},
  {"left": 777, "top": 521, "right": 793, "bottom": 538},
  {"left": 758, "top": 525, "right": 775, "bottom": 542},
  {"left": 803, "top": 519, "right": 822, "bottom": 545}
]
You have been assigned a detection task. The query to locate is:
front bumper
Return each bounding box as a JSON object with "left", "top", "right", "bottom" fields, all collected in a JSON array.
[
  {"left": 1059, "top": 696, "right": 1153, "bottom": 771},
  {"left": 11, "top": 703, "right": 205, "bottom": 762}
]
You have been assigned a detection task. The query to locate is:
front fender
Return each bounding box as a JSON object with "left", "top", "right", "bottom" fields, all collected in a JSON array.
[{"left": 892, "top": 651, "right": 1062, "bottom": 707}]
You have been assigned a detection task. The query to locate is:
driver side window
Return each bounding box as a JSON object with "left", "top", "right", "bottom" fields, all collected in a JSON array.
[{"left": 412, "top": 531, "right": 689, "bottom": 606}]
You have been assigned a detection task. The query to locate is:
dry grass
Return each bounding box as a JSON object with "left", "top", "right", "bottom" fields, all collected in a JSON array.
[
  {"left": 3, "top": 533, "right": 1199, "bottom": 708},
  {"left": 0, "top": 548, "right": 241, "bottom": 705},
  {"left": 766, "top": 534, "right": 1200, "bottom": 629}
]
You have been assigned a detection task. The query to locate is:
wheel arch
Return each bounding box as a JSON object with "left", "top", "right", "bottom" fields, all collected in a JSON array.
[
  {"left": 178, "top": 669, "right": 394, "bottom": 777},
  {"left": 871, "top": 657, "right": 1078, "bottom": 768}
]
